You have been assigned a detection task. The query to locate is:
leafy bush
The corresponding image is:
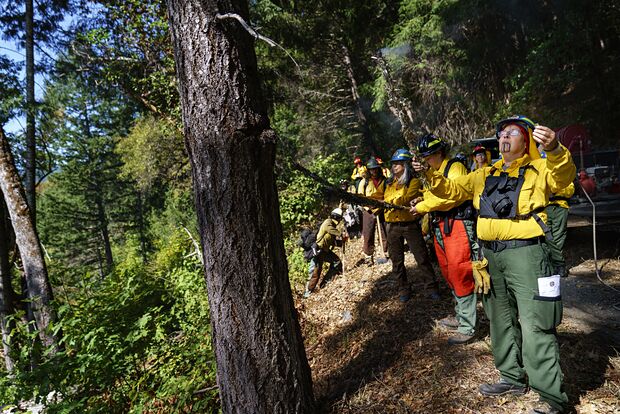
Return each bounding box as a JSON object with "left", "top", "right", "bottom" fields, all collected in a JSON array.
[{"left": 0, "top": 230, "right": 218, "bottom": 413}]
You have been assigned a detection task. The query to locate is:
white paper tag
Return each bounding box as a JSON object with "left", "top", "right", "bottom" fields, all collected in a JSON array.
[{"left": 537, "top": 275, "right": 561, "bottom": 297}]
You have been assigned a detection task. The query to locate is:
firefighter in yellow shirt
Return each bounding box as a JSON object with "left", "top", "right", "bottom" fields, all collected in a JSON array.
[
  {"left": 384, "top": 149, "right": 439, "bottom": 302},
  {"left": 357, "top": 158, "right": 388, "bottom": 264},
  {"left": 304, "top": 208, "right": 348, "bottom": 298},
  {"left": 472, "top": 144, "right": 491, "bottom": 170},
  {"left": 412, "top": 134, "right": 478, "bottom": 345},
  {"left": 412, "top": 116, "right": 576, "bottom": 414},
  {"left": 350, "top": 156, "right": 367, "bottom": 191},
  {"left": 375, "top": 156, "right": 392, "bottom": 179}
]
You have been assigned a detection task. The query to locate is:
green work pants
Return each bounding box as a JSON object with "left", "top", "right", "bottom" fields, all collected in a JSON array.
[
  {"left": 545, "top": 205, "right": 569, "bottom": 272},
  {"left": 482, "top": 242, "right": 567, "bottom": 412},
  {"left": 453, "top": 291, "right": 476, "bottom": 336}
]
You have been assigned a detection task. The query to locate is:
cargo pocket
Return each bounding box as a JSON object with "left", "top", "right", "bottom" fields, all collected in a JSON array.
[{"left": 532, "top": 295, "right": 563, "bottom": 330}]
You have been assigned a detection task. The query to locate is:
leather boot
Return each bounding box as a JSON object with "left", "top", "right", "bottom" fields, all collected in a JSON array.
[
  {"left": 438, "top": 315, "right": 459, "bottom": 330},
  {"left": 479, "top": 378, "right": 527, "bottom": 396}
]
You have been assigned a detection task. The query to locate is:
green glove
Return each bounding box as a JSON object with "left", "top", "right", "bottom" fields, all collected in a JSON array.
[{"left": 472, "top": 258, "right": 491, "bottom": 295}]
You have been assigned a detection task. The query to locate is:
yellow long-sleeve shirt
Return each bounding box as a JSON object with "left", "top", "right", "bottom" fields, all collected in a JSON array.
[
  {"left": 383, "top": 176, "right": 423, "bottom": 222},
  {"left": 423, "top": 145, "right": 576, "bottom": 241},
  {"left": 351, "top": 165, "right": 367, "bottom": 181},
  {"left": 549, "top": 182, "right": 575, "bottom": 209},
  {"left": 416, "top": 158, "right": 469, "bottom": 214},
  {"left": 357, "top": 177, "right": 386, "bottom": 213}
]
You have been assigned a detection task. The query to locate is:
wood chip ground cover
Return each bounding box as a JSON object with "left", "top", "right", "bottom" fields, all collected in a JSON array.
[{"left": 295, "top": 220, "right": 620, "bottom": 413}]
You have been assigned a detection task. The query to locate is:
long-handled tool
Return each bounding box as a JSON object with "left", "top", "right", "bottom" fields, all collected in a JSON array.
[
  {"left": 376, "top": 215, "right": 389, "bottom": 264},
  {"left": 341, "top": 237, "right": 346, "bottom": 277}
]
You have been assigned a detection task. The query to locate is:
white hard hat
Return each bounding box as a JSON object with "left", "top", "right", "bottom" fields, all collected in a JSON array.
[{"left": 331, "top": 208, "right": 344, "bottom": 218}]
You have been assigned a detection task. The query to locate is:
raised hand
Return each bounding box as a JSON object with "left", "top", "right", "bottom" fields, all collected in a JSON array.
[{"left": 532, "top": 125, "right": 559, "bottom": 151}]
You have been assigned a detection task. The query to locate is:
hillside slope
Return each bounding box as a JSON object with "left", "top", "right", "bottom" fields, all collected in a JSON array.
[{"left": 295, "top": 222, "right": 620, "bottom": 413}]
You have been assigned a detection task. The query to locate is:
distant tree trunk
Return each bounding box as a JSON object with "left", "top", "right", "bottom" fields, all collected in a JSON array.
[
  {"left": 0, "top": 127, "right": 57, "bottom": 350},
  {"left": 25, "top": 0, "right": 37, "bottom": 224},
  {"left": 341, "top": 43, "right": 378, "bottom": 156},
  {"left": 136, "top": 191, "right": 148, "bottom": 263},
  {"left": 0, "top": 194, "right": 16, "bottom": 372},
  {"left": 167, "top": 1, "right": 315, "bottom": 412},
  {"left": 95, "top": 194, "right": 113, "bottom": 274},
  {"left": 81, "top": 98, "right": 114, "bottom": 274}
]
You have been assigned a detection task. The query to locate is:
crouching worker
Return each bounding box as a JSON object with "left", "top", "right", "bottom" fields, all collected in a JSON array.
[
  {"left": 410, "top": 134, "right": 479, "bottom": 345},
  {"left": 412, "top": 116, "right": 576, "bottom": 414},
  {"left": 304, "top": 208, "right": 348, "bottom": 298}
]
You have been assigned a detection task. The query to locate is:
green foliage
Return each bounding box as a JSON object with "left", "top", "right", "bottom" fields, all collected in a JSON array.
[
  {"left": 278, "top": 153, "right": 348, "bottom": 233},
  {"left": 1, "top": 230, "right": 217, "bottom": 413},
  {"left": 284, "top": 240, "right": 308, "bottom": 291},
  {"left": 37, "top": 73, "right": 140, "bottom": 274},
  {"left": 504, "top": 1, "right": 620, "bottom": 142},
  {"left": 3, "top": 1, "right": 620, "bottom": 412},
  {"left": 0, "top": 55, "right": 21, "bottom": 124},
  {"left": 72, "top": 0, "right": 179, "bottom": 119},
  {"left": 116, "top": 115, "right": 189, "bottom": 193}
]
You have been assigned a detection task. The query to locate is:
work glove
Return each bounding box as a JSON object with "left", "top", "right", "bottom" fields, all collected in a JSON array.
[{"left": 472, "top": 258, "right": 491, "bottom": 295}]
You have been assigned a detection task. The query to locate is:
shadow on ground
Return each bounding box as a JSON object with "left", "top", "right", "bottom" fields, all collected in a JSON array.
[
  {"left": 307, "top": 266, "right": 451, "bottom": 410},
  {"left": 559, "top": 330, "right": 619, "bottom": 411}
]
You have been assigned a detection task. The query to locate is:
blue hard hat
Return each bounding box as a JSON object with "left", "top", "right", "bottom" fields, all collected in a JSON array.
[
  {"left": 495, "top": 115, "right": 536, "bottom": 139},
  {"left": 391, "top": 148, "right": 413, "bottom": 162}
]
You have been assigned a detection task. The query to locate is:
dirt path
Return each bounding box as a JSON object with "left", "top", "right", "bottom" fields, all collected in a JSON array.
[{"left": 295, "top": 219, "right": 620, "bottom": 413}]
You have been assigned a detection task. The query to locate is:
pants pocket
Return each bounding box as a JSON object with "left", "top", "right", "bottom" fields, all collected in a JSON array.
[{"left": 532, "top": 295, "right": 563, "bottom": 330}]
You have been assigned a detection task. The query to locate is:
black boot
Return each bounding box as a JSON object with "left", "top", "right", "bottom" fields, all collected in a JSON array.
[{"left": 479, "top": 379, "right": 527, "bottom": 396}]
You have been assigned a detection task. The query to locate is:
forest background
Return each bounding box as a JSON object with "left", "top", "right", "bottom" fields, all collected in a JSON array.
[{"left": 0, "top": 0, "right": 618, "bottom": 412}]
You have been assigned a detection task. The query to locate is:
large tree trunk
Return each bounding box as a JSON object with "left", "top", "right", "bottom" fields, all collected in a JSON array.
[
  {"left": 25, "top": 0, "right": 37, "bottom": 224},
  {"left": 0, "top": 127, "right": 57, "bottom": 350},
  {"left": 0, "top": 194, "right": 16, "bottom": 372},
  {"left": 166, "top": 1, "right": 315, "bottom": 412}
]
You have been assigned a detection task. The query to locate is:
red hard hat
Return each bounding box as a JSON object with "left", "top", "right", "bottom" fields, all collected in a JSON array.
[
  {"left": 354, "top": 156, "right": 362, "bottom": 164},
  {"left": 473, "top": 145, "right": 486, "bottom": 155}
]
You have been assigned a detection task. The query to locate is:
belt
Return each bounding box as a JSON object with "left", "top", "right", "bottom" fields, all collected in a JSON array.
[{"left": 481, "top": 237, "right": 545, "bottom": 253}]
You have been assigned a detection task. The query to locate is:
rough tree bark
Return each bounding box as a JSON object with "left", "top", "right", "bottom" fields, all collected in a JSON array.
[
  {"left": 25, "top": 0, "right": 37, "bottom": 223},
  {"left": 166, "top": 0, "right": 315, "bottom": 412},
  {"left": 0, "top": 127, "right": 57, "bottom": 350},
  {"left": 0, "top": 194, "right": 16, "bottom": 372}
]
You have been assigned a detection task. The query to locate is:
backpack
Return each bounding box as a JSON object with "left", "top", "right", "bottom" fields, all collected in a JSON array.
[
  {"left": 298, "top": 227, "right": 319, "bottom": 261},
  {"left": 444, "top": 157, "right": 468, "bottom": 177}
]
